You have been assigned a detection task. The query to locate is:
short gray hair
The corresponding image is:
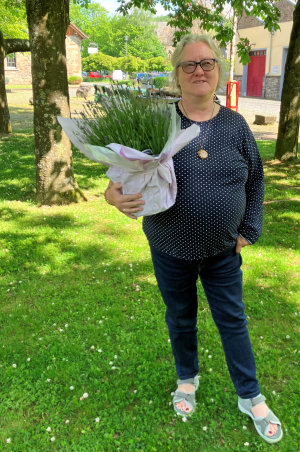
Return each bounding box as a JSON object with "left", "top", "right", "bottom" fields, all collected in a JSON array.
[{"left": 169, "top": 34, "right": 227, "bottom": 94}]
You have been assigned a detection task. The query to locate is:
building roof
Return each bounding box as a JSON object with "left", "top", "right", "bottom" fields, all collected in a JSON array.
[{"left": 66, "top": 22, "right": 88, "bottom": 40}]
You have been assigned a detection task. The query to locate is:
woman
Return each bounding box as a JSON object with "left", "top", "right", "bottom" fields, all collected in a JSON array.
[{"left": 104, "top": 34, "right": 282, "bottom": 444}]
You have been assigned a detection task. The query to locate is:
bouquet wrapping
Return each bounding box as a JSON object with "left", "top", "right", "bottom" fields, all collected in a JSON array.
[{"left": 58, "top": 101, "right": 199, "bottom": 217}]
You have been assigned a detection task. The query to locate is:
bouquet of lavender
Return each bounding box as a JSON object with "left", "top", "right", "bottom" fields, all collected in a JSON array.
[{"left": 58, "top": 87, "right": 199, "bottom": 216}]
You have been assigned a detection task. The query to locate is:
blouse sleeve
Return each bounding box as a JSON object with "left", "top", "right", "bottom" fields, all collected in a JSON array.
[{"left": 237, "top": 121, "right": 264, "bottom": 244}]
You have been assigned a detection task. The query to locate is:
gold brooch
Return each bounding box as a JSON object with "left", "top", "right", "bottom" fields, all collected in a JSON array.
[{"left": 197, "top": 149, "right": 208, "bottom": 159}]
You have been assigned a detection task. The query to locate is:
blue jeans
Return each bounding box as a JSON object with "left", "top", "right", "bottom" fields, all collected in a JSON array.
[{"left": 150, "top": 245, "right": 260, "bottom": 399}]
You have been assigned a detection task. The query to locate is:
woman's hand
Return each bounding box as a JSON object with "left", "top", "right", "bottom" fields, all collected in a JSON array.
[
  {"left": 235, "top": 235, "right": 250, "bottom": 254},
  {"left": 104, "top": 181, "right": 145, "bottom": 220}
]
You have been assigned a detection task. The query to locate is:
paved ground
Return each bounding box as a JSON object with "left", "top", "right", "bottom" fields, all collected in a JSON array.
[
  {"left": 9, "top": 87, "right": 281, "bottom": 141},
  {"left": 217, "top": 95, "right": 280, "bottom": 141}
]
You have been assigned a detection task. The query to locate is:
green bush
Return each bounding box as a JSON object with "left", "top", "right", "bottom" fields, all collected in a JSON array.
[
  {"left": 152, "top": 76, "right": 168, "bottom": 89},
  {"left": 68, "top": 75, "right": 83, "bottom": 85},
  {"left": 113, "top": 80, "right": 134, "bottom": 86}
]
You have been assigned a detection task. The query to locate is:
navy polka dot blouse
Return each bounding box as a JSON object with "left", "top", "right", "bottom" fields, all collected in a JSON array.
[{"left": 142, "top": 102, "right": 264, "bottom": 260}]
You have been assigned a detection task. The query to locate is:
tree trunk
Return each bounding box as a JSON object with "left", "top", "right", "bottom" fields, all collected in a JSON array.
[
  {"left": 0, "top": 30, "right": 12, "bottom": 133},
  {"left": 275, "top": 0, "right": 300, "bottom": 161},
  {"left": 0, "top": 37, "right": 31, "bottom": 134},
  {"left": 25, "top": 0, "right": 82, "bottom": 204}
]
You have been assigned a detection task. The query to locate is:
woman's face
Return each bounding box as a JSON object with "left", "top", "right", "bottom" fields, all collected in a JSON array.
[{"left": 177, "top": 41, "right": 219, "bottom": 99}]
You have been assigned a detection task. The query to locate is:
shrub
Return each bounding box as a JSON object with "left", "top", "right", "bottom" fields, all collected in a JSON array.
[
  {"left": 68, "top": 75, "right": 83, "bottom": 85},
  {"left": 152, "top": 77, "right": 168, "bottom": 89}
]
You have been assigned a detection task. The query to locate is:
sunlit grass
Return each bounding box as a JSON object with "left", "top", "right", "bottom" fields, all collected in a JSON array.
[{"left": 0, "top": 134, "right": 299, "bottom": 451}]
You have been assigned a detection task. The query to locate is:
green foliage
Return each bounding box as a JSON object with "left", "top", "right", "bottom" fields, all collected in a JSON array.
[
  {"left": 0, "top": 131, "right": 299, "bottom": 450},
  {"left": 78, "top": 88, "right": 174, "bottom": 154},
  {"left": 147, "top": 56, "right": 172, "bottom": 72},
  {"left": 237, "top": 38, "right": 252, "bottom": 65},
  {"left": 68, "top": 75, "right": 83, "bottom": 85},
  {"left": 82, "top": 52, "right": 118, "bottom": 72},
  {"left": 70, "top": 3, "right": 166, "bottom": 60},
  {"left": 152, "top": 76, "right": 168, "bottom": 89},
  {"left": 0, "top": 0, "right": 28, "bottom": 38},
  {"left": 117, "top": 0, "right": 282, "bottom": 60},
  {"left": 119, "top": 55, "right": 143, "bottom": 73}
]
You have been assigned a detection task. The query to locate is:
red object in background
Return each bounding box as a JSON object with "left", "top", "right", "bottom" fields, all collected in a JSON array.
[
  {"left": 226, "top": 80, "right": 240, "bottom": 111},
  {"left": 246, "top": 50, "right": 266, "bottom": 97},
  {"left": 89, "top": 72, "right": 100, "bottom": 78}
]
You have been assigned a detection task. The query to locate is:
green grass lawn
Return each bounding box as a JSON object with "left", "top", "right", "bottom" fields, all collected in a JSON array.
[{"left": 0, "top": 131, "right": 299, "bottom": 451}]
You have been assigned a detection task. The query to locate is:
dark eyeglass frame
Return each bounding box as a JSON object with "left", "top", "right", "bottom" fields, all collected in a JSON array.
[{"left": 177, "top": 58, "right": 217, "bottom": 73}]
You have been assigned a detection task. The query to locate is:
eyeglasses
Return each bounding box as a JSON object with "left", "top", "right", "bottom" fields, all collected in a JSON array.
[{"left": 177, "top": 59, "right": 217, "bottom": 73}]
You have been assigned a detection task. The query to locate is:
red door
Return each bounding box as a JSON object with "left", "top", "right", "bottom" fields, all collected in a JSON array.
[{"left": 246, "top": 50, "right": 266, "bottom": 97}]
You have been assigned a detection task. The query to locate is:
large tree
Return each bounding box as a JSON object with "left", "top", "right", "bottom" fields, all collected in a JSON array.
[
  {"left": 275, "top": 0, "right": 299, "bottom": 161},
  {"left": 0, "top": 1, "right": 29, "bottom": 133},
  {"left": 24, "top": 0, "right": 88, "bottom": 204}
]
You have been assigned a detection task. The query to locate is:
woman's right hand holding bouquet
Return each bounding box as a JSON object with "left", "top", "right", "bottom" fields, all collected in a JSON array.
[{"left": 105, "top": 181, "right": 145, "bottom": 220}]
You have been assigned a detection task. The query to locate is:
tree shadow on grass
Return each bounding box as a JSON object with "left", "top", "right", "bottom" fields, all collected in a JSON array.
[{"left": 0, "top": 130, "right": 109, "bottom": 202}]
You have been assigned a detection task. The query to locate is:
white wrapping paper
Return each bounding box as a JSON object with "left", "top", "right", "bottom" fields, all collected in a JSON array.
[{"left": 58, "top": 104, "right": 199, "bottom": 216}]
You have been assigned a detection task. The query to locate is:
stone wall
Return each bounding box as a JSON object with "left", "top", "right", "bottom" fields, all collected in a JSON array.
[
  {"left": 66, "top": 34, "right": 82, "bottom": 77},
  {"left": 265, "top": 76, "right": 281, "bottom": 100},
  {"left": 5, "top": 34, "right": 83, "bottom": 85},
  {"left": 4, "top": 52, "right": 32, "bottom": 85},
  {"left": 232, "top": 74, "right": 281, "bottom": 100}
]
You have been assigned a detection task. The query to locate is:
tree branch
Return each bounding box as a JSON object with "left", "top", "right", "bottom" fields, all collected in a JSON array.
[{"left": 4, "top": 39, "right": 30, "bottom": 55}]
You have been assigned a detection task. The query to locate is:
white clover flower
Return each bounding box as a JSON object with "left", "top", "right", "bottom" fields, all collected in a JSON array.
[
  {"left": 69, "top": 386, "right": 74, "bottom": 390},
  {"left": 109, "top": 361, "right": 113, "bottom": 365},
  {"left": 90, "top": 345, "right": 95, "bottom": 350},
  {"left": 208, "top": 355, "right": 212, "bottom": 359},
  {"left": 99, "top": 320, "right": 103, "bottom": 324},
  {"left": 50, "top": 437, "right": 55, "bottom": 442},
  {"left": 242, "top": 425, "right": 247, "bottom": 430},
  {"left": 149, "top": 400, "right": 153, "bottom": 404},
  {"left": 114, "top": 355, "right": 118, "bottom": 359},
  {"left": 182, "top": 416, "right": 187, "bottom": 422},
  {"left": 65, "top": 419, "right": 70, "bottom": 424},
  {"left": 272, "top": 390, "right": 276, "bottom": 395},
  {"left": 286, "top": 335, "right": 290, "bottom": 339},
  {"left": 209, "top": 368, "right": 212, "bottom": 372},
  {"left": 6, "top": 438, "right": 11, "bottom": 443},
  {"left": 202, "top": 426, "right": 207, "bottom": 431},
  {"left": 97, "top": 349, "right": 102, "bottom": 353},
  {"left": 95, "top": 417, "right": 100, "bottom": 423},
  {"left": 65, "top": 324, "right": 69, "bottom": 328},
  {"left": 111, "top": 366, "right": 117, "bottom": 370},
  {"left": 12, "top": 363, "right": 17, "bottom": 368},
  {"left": 82, "top": 392, "right": 88, "bottom": 399},
  {"left": 27, "top": 357, "right": 31, "bottom": 362},
  {"left": 46, "top": 427, "right": 51, "bottom": 432},
  {"left": 46, "top": 378, "right": 51, "bottom": 382},
  {"left": 244, "top": 442, "right": 249, "bottom": 446}
]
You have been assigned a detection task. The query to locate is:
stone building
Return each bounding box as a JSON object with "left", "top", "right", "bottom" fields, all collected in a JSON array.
[
  {"left": 4, "top": 23, "right": 87, "bottom": 85},
  {"left": 234, "top": 0, "right": 296, "bottom": 100}
]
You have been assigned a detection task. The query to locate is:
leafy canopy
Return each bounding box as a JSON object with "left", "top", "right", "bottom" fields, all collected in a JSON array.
[
  {"left": 70, "top": 3, "right": 167, "bottom": 60},
  {"left": 117, "top": 0, "right": 281, "bottom": 63}
]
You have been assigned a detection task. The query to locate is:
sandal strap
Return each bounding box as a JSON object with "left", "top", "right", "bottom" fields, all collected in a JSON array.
[
  {"left": 254, "top": 409, "right": 281, "bottom": 436},
  {"left": 250, "top": 394, "right": 266, "bottom": 406},
  {"left": 173, "top": 390, "right": 196, "bottom": 405},
  {"left": 177, "top": 375, "right": 199, "bottom": 390}
]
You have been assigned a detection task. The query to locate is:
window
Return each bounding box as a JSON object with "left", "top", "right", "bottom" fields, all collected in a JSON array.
[{"left": 6, "top": 53, "right": 17, "bottom": 68}]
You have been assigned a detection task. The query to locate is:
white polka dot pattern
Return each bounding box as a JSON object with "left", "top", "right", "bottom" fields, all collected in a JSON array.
[{"left": 142, "top": 103, "right": 264, "bottom": 260}]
